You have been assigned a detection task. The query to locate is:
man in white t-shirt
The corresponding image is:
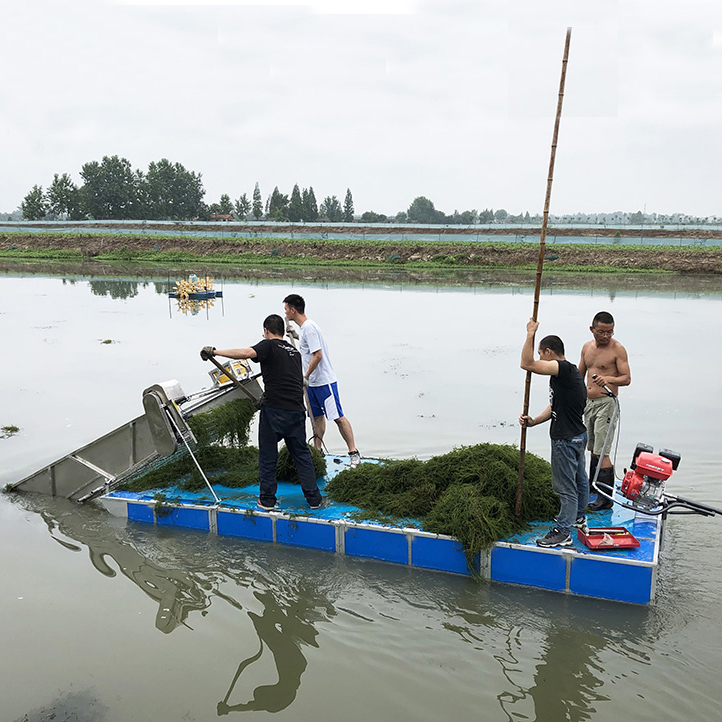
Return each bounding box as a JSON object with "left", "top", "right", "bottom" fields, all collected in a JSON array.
[{"left": 283, "top": 293, "right": 361, "bottom": 468}]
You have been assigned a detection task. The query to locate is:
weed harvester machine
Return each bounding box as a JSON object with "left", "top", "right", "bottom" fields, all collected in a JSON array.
[{"left": 7, "top": 358, "right": 262, "bottom": 504}]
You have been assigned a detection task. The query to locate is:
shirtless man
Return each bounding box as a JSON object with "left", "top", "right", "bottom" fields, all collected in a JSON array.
[{"left": 578, "top": 311, "right": 631, "bottom": 511}]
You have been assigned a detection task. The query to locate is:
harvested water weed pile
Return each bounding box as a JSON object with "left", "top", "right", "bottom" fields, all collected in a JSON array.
[
  {"left": 326, "top": 443, "right": 557, "bottom": 566},
  {"left": 118, "top": 399, "right": 326, "bottom": 493}
]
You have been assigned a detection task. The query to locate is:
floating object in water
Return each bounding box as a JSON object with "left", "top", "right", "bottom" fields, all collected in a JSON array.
[{"left": 169, "top": 275, "right": 223, "bottom": 300}]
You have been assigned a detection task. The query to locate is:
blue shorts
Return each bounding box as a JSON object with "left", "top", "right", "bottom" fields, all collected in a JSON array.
[{"left": 307, "top": 382, "right": 344, "bottom": 420}]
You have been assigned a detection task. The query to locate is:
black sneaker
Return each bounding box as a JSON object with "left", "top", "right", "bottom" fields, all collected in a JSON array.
[
  {"left": 349, "top": 450, "right": 361, "bottom": 468},
  {"left": 536, "top": 527, "right": 573, "bottom": 548},
  {"left": 256, "top": 499, "right": 276, "bottom": 511},
  {"left": 572, "top": 516, "right": 588, "bottom": 535},
  {"left": 309, "top": 498, "right": 327, "bottom": 510}
]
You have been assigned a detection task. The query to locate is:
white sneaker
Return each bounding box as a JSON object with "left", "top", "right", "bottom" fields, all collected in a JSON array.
[{"left": 349, "top": 450, "right": 361, "bottom": 468}]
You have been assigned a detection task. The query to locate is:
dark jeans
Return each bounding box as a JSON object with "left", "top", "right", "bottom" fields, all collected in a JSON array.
[
  {"left": 258, "top": 406, "right": 322, "bottom": 507},
  {"left": 550, "top": 432, "right": 589, "bottom": 535}
]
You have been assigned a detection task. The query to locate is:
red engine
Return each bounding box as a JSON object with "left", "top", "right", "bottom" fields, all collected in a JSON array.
[{"left": 620, "top": 445, "right": 680, "bottom": 509}]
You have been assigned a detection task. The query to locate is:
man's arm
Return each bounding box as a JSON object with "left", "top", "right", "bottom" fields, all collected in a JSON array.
[
  {"left": 214, "top": 347, "right": 258, "bottom": 361},
  {"left": 612, "top": 345, "right": 631, "bottom": 387},
  {"left": 305, "top": 349, "right": 322, "bottom": 379},
  {"left": 519, "top": 405, "right": 552, "bottom": 428},
  {"left": 520, "top": 318, "right": 559, "bottom": 376}
]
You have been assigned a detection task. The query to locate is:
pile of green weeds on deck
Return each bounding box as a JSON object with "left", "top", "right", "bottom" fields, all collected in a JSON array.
[
  {"left": 117, "top": 399, "right": 326, "bottom": 493},
  {"left": 325, "top": 443, "right": 557, "bottom": 566}
]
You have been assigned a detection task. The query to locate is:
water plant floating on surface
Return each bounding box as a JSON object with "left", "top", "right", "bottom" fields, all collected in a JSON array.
[{"left": 1, "top": 425, "right": 20, "bottom": 439}]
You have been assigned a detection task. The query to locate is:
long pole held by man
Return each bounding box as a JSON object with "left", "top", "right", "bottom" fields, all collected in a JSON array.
[{"left": 515, "top": 27, "right": 573, "bottom": 522}]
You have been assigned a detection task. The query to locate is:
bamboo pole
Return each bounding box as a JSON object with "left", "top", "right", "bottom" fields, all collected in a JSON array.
[{"left": 514, "top": 28, "right": 572, "bottom": 522}]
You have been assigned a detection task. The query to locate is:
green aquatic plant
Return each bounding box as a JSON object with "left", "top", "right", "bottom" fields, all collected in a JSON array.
[
  {"left": 118, "top": 395, "right": 326, "bottom": 494},
  {"left": 276, "top": 444, "right": 327, "bottom": 483},
  {"left": 187, "top": 398, "right": 257, "bottom": 448},
  {"left": 326, "top": 443, "right": 557, "bottom": 564},
  {"left": 1, "top": 425, "right": 20, "bottom": 439},
  {"left": 424, "top": 486, "right": 514, "bottom": 568},
  {"left": 153, "top": 492, "right": 181, "bottom": 517}
]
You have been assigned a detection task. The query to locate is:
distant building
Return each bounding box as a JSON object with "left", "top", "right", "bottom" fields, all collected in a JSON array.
[{"left": 210, "top": 214, "right": 234, "bottom": 222}]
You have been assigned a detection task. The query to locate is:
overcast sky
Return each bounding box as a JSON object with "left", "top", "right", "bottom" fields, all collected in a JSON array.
[{"left": 2, "top": 0, "right": 721, "bottom": 217}]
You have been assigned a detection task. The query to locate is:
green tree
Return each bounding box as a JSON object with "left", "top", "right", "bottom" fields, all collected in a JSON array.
[
  {"left": 343, "top": 188, "right": 354, "bottom": 222},
  {"left": 457, "top": 209, "right": 478, "bottom": 224},
  {"left": 629, "top": 210, "right": 644, "bottom": 224},
  {"left": 268, "top": 187, "right": 289, "bottom": 221},
  {"left": 144, "top": 159, "right": 205, "bottom": 220},
  {"left": 320, "top": 195, "right": 343, "bottom": 222},
  {"left": 218, "top": 194, "right": 233, "bottom": 215},
  {"left": 395, "top": 211, "right": 408, "bottom": 223},
  {"left": 252, "top": 182, "right": 263, "bottom": 220},
  {"left": 478, "top": 208, "right": 494, "bottom": 223},
  {"left": 79, "top": 155, "right": 141, "bottom": 219},
  {"left": 302, "top": 187, "right": 318, "bottom": 222},
  {"left": 234, "top": 193, "right": 251, "bottom": 220},
  {"left": 47, "top": 173, "right": 81, "bottom": 219},
  {"left": 288, "top": 184, "right": 303, "bottom": 222},
  {"left": 361, "top": 210, "right": 387, "bottom": 222},
  {"left": 21, "top": 185, "right": 47, "bottom": 220},
  {"left": 494, "top": 209, "right": 508, "bottom": 222},
  {"left": 407, "top": 196, "right": 443, "bottom": 224}
]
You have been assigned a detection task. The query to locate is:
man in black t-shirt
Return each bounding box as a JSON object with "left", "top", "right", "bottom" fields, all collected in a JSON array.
[
  {"left": 201, "top": 314, "right": 323, "bottom": 511},
  {"left": 519, "top": 318, "right": 588, "bottom": 548}
]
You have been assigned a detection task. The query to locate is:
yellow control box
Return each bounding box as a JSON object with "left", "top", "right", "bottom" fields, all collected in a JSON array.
[{"left": 209, "top": 359, "right": 252, "bottom": 386}]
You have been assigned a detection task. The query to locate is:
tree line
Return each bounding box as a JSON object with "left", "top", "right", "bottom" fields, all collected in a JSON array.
[
  {"left": 17, "top": 159, "right": 718, "bottom": 226},
  {"left": 18, "top": 155, "right": 359, "bottom": 223},
  {"left": 18, "top": 154, "right": 531, "bottom": 225}
]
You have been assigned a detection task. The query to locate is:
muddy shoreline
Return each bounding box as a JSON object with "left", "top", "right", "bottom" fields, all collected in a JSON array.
[{"left": 3, "top": 231, "right": 722, "bottom": 273}]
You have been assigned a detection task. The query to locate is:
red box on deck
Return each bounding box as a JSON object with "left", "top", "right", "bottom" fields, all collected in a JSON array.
[{"left": 577, "top": 527, "right": 640, "bottom": 550}]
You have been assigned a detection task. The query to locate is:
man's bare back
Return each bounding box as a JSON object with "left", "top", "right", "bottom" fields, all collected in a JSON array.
[{"left": 578, "top": 320, "right": 631, "bottom": 398}]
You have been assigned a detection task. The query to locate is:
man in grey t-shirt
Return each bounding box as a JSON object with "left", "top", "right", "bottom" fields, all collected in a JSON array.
[{"left": 283, "top": 293, "right": 361, "bottom": 468}]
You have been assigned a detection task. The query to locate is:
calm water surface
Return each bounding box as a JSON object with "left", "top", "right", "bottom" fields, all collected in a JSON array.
[{"left": 1, "top": 268, "right": 721, "bottom": 721}]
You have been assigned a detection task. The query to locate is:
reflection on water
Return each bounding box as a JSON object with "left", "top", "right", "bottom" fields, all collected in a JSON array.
[
  {"left": 89, "top": 279, "right": 149, "bottom": 300},
  {"left": 34, "top": 498, "right": 209, "bottom": 633},
  {"left": 173, "top": 296, "right": 223, "bottom": 317},
  {"left": 5, "top": 259, "right": 722, "bottom": 297},
  {"left": 527, "top": 626, "right": 607, "bottom": 721},
  {"left": 439, "top": 582, "right": 662, "bottom": 722},
  {"left": 217, "top": 584, "right": 332, "bottom": 714},
  {"left": 18, "top": 493, "right": 332, "bottom": 716}
]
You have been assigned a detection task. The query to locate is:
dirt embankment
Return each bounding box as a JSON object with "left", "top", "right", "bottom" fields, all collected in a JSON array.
[{"left": 3, "top": 231, "right": 722, "bottom": 273}]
